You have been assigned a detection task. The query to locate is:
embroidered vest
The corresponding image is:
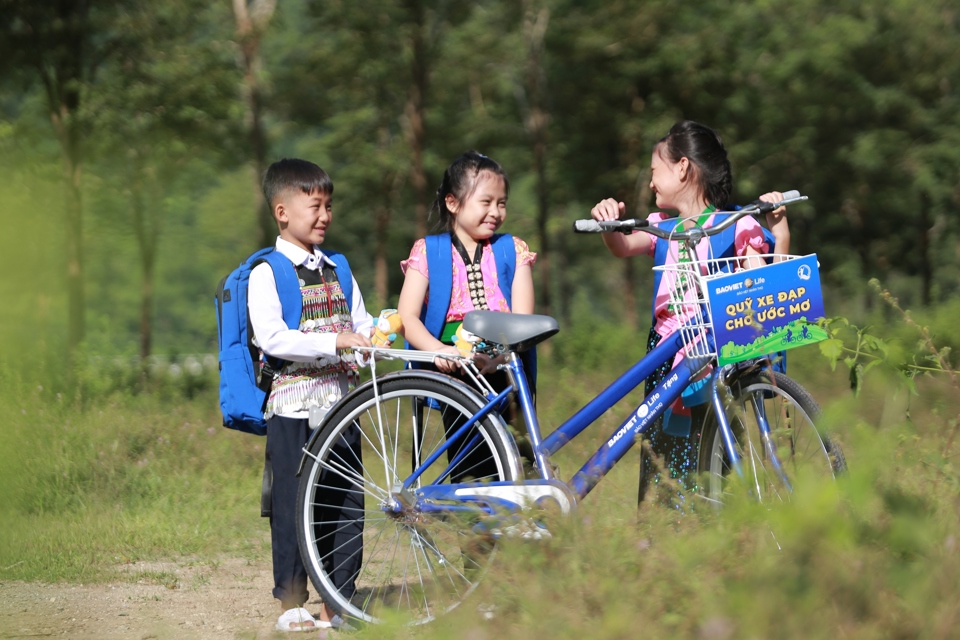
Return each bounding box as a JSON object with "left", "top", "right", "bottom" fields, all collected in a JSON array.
[{"left": 265, "top": 264, "right": 359, "bottom": 417}]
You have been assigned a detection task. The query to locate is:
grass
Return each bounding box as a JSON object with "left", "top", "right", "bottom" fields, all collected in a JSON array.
[
  {"left": 0, "top": 333, "right": 959, "bottom": 637},
  {"left": 0, "top": 379, "right": 270, "bottom": 583}
]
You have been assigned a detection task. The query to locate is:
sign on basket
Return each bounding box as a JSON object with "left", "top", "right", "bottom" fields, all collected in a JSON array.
[{"left": 706, "top": 254, "right": 827, "bottom": 366}]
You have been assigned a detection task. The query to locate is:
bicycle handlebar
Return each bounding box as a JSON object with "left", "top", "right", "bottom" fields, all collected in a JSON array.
[{"left": 572, "top": 190, "right": 805, "bottom": 243}]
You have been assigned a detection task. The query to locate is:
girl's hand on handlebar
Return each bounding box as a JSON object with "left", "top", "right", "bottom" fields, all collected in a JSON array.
[
  {"left": 590, "top": 198, "right": 625, "bottom": 222},
  {"left": 590, "top": 197, "right": 651, "bottom": 258},
  {"left": 758, "top": 191, "right": 791, "bottom": 254},
  {"left": 759, "top": 191, "right": 788, "bottom": 232}
]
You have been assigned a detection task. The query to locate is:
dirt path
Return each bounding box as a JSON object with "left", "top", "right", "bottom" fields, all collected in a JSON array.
[{"left": 0, "top": 558, "right": 339, "bottom": 639}]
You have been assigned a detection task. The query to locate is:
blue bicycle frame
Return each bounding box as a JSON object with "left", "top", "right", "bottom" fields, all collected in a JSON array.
[
  {"left": 392, "top": 197, "right": 817, "bottom": 513},
  {"left": 398, "top": 326, "right": 756, "bottom": 512}
]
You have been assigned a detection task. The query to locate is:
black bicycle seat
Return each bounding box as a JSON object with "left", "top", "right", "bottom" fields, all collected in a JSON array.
[{"left": 462, "top": 310, "right": 559, "bottom": 352}]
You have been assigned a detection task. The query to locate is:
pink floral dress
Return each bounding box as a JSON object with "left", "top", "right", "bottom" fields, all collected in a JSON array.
[{"left": 401, "top": 236, "right": 537, "bottom": 321}]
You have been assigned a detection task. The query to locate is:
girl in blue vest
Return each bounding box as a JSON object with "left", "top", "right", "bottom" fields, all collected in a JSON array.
[
  {"left": 398, "top": 150, "right": 537, "bottom": 476},
  {"left": 590, "top": 120, "right": 791, "bottom": 507}
]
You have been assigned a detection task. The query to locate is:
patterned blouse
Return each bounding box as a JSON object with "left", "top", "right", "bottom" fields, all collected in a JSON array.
[
  {"left": 644, "top": 211, "right": 769, "bottom": 354},
  {"left": 401, "top": 235, "right": 537, "bottom": 321}
]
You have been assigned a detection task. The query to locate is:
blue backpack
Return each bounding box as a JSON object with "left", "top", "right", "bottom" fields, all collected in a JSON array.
[
  {"left": 215, "top": 247, "right": 354, "bottom": 435},
  {"left": 651, "top": 212, "right": 785, "bottom": 373}
]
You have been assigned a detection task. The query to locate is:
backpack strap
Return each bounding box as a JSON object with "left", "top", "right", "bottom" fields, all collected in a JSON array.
[
  {"left": 322, "top": 249, "right": 354, "bottom": 312},
  {"left": 490, "top": 233, "right": 516, "bottom": 309},
  {"left": 706, "top": 213, "right": 739, "bottom": 260},
  {"left": 651, "top": 218, "right": 677, "bottom": 321},
  {"left": 422, "top": 234, "right": 453, "bottom": 339},
  {"left": 260, "top": 250, "right": 302, "bottom": 328},
  {"left": 718, "top": 207, "right": 777, "bottom": 254},
  {"left": 489, "top": 233, "right": 538, "bottom": 384}
]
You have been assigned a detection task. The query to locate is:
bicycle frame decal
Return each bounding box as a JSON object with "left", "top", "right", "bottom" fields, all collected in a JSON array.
[
  {"left": 709, "top": 254, "right": 828, "bottom": 365},
  {"left": 566, "top": 355, "right": 702, "bottom": 500},
  {"left": 539, "top": 331, "right": 687, "bottom": 457}
]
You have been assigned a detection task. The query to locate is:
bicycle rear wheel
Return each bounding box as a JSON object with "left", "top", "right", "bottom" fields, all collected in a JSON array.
[
  {"left": 698, "top": 370, "right": 846, "bottom": 507},
  {"left": 296, "top": 373, "right": 522, "bottom": 625}
]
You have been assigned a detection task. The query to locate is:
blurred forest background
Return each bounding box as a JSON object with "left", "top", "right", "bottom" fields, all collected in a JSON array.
[
  {"left": 3, "top": 5, "right": 960, "bottom": 636},
  {"left": 1, "top": 0, "right": 959, "bottom": 376}
]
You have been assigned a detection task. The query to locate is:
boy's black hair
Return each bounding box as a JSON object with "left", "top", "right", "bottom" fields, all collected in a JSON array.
[
  {"left": 433, "top": 151, "right": 509, "bottom": 232},
  {"left": 262, "top": 158, "right": 334, "bottom": 210},
  {"left": 656, "top": 120, "right": 733, "bottom": 208}
]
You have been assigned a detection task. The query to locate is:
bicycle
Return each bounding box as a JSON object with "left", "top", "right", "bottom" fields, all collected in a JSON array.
[{"left": 294, "top": 192, "right": 846, "bottom": 625}]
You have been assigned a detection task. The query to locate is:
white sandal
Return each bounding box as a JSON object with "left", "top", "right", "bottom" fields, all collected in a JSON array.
[
  {"left": 275, "top": 607, "right": 317, "bottom": 632},
  {"left": 316, "top": 613, "right": 350, "bottom": 630}
]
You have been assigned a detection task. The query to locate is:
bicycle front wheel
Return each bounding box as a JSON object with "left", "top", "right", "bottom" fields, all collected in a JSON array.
[
  {"left": 698, "top": 370, "right": 846, "bottom": 507},
  {"left": 296, "top": 372, "right": 522, "bottom": 625}
]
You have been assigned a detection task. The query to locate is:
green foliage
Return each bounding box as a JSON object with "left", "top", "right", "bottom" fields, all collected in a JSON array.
[
  {"left": 818, "top": 279, "right": 960, "bottom": 402},
  {"left": 4, "top": 0, "right": 960, "bottom": 358},
  {"left": 349, "top": 404, "right": 960, "bottom": 640}
]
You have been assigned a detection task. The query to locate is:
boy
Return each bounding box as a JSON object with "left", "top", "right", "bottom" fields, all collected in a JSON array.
[{"left": 248, "top": 158, "right": 373, "bottom": 632}]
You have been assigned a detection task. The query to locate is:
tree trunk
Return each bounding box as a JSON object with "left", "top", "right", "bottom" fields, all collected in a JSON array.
[
  {"left": 49, "top": 100, "right": 85, "bottom": 357},
  {"left": 131, "top": 166, "right": 159, "bottom": 364},
  {"left": 403, "top": 0, "right": 430, "bottom": 239},
  {"left": 918, "top": 191, "right": 932, "bottom": 306},
  {"left": 63, "top": 152, "right": 85, "bottom": 356},
  {"left": 233, "top": 0, "right": 277, "bottom": 248},
  {"left": 522, "top": 2, "right": 551, "bottom": 315},
  {"left": 374, "top": 203, "right": 390, "bottom": 309},
  {"left": 244, "top": 49, "right": 273, "bottom": 248}
]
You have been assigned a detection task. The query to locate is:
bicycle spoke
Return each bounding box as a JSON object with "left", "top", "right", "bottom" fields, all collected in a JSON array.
[
  {"left": 700, "top": 372, "right": 842, "bottom": 508},
  {"left": 297, "top": 377, "right": 520, "bottom": 625}
]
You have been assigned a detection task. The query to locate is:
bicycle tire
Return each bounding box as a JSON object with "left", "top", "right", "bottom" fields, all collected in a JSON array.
[
  {"left": 697, "top": 370, "right": 846, "bottom": 507},
  {"left": 296, "top": 372, "right": 523, "bottom": 625}
]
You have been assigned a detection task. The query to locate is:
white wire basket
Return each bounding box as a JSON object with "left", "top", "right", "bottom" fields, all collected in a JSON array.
[{"left": 652, "top": 254, "right": 805, "bottom": 362}]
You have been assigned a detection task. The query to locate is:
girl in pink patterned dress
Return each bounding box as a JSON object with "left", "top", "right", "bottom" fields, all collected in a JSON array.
[
  {"left": 590, "top": 120, "right": 791, "bottom": 507},
  {"left": 398, "top": 151, "right": 538, "bottom": 478},
  {"left": 398, "top": 151, "right": 536, "bottom": 372}
]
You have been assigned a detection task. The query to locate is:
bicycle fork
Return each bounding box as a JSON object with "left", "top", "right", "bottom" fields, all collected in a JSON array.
[{"left": 711, "top": 370, "right": 792, "bottom": 492}]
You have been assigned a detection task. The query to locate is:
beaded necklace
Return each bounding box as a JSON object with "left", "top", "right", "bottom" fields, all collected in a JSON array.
[{"left": 450, "top": 233, "right": 490, "bottom": 310}]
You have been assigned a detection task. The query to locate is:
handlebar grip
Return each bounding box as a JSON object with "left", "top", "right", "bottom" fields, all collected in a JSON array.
[
  {"left": 749, "top": 190, "right": 803, "bottom": 214},
  {"left": 572, "top": 218, "right": 649, "bottom": 233},
  {"left": 573, "top": 219, "right": 603, "bottom": 233}
]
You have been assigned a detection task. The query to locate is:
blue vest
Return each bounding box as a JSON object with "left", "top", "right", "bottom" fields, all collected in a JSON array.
[
  {"left": 268, "top": 249, "right": 354, "bottom": 327},
  {"left": 650, "top": 213, "right": 770, "bottom": 320},
  {"left": 417, "top": 233, "right": 537, "bottom": 383}
]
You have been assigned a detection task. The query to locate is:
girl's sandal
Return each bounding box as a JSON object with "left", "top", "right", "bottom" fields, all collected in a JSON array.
[{"left": 275, "top": 607, "right": 316, "bottom": 632}]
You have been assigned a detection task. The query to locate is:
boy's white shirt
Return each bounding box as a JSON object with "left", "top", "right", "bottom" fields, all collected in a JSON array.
[{"left": 248, "top": 237, "right": 374, "bottom": 362}]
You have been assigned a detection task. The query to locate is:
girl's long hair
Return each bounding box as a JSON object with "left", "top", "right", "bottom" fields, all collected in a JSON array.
[{"left": 656, "top": 120, "right": 733, "bottom": 208}]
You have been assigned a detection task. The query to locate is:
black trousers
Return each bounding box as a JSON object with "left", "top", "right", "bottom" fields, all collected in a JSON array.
[
  {"left": 266, "top": 414, "right": 364, "bottom": 608},
  {"left": 414, "top": 365, "right": 535, "bottom": 482}
]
